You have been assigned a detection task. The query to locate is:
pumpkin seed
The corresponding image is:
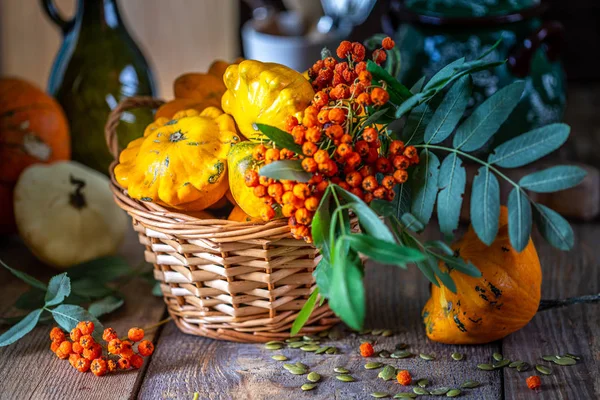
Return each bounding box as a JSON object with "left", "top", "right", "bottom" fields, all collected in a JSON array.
[
  {"left": 301, "top": 383, "right": 317, "bottom": 391},
  {"left": 419, "top": 353, "right": 435, "bottom": 361},
  {"left": 318, "top": 330, "right": 330, "bottom": 337},
  {"left": 359, "top": 329, "right": 372, "bottom": 335},
  {"left": 326, "top": 347, "right": 338, "bottom": 355},
  {"left": 289, "top": 342, "right": 306, "bottom": 349},
  {"left": 283, "top": 363, "right": 296, "bottom": 371},
  {"left": 315, "top": 346, "right": 329, "bottom": 355},
  {"left": 287, "top": 366, "right": 307, "bottom": 375},
  {"left": 370, "top": 392, "right": 390, "bottom": 398},
  {"left": 334, "top": 367, "right": 349, "bottom": 374},
  {"left": 301, "top": 344, "right": 320, "bottom": 352},
  {"left": 535, "top": 364, "right": 552, "bottom": 375},
  {"left": 296, "top": 362, "right": 309, "bottom": 369},
  {"left": 394, "top": 393, "right": 417, "bottom": 399},
  {"left": 379, "top": 350, "right": 391, "bottom": 358},
  {"left": 391, "top": 351, "right": 413, "bottom": 359},
  {"left": 509, "top": 361, "right": 524, "bottom": 368},
  {"left": 565, "top": 353, "right": 581, "bottom": 360},
  {"left": 413, "top": 387, "right": 430, "bottom": 395},
  {"left": 303, "top": 335, "right": 318, "bottom": 341},
  {"left": 303, "top": 341, "right": 320, "bottom": 346},
  {"left": 493, "top": 359, "right": 510, "bottom": 368},
  {"left": 265, "top": 343, "right": 283, "bottom": 350},
  {"left": 379, "top": 365, "right": 396, "bottom": 381},
  {"left": 446, "top": 389, "right": 461, "bottom": 397},
  {"left": 516, "top": 362, "right": 531, "bottom": 372},
  {"left": 286, "top": 337, "right": 302, "bottom": 343},
  {"left": 307, "top": 372, "right": 321, "bottom": 382},
  {"left": 429, "top": 387, "right": 450, "bottom": 395},
  {"left": 365, "top": 362, "right": 383, "bottom": 370},
  {"left": 451, "top": 352, "right": 464, "bottom": 361},
  {"left": 382, "top": 329, "right": 394, "bottom": 337},
  {"left": 266, "top": 340, "right": 285, "bottom": 345},
  {"left": 477, "top": 363, "right": 494, "bottom": 371},
  {"left": 460, "top": 380, "right": 480, "bottom": 389},
  {"left": 395, "top": 343, "right": 408, "bottom": 350},
  {"left": 271, "top": 355, "right": 288, "bottom": 361},
  {"left": 542, "top": 355, "right": 558, "bottom": 362},
  {"left": 417, "top": 379, "right": 429, "bottom": 387},
  {"left": 372, "top": 329, "right": 384, "bottom": 335},
  {"left": 336, "top": 374, "right": 355, "bottom": 382},
  {"left": 554, "top": 357, "right": 577, "bottom": 366},
  {"left": 492, "top": 352, "right": 503, "bottom": 361}
]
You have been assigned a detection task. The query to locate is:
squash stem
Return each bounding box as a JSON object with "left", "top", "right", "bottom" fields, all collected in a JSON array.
[{"left": 538, "top": 293, "right": 600, "bottom": 311}]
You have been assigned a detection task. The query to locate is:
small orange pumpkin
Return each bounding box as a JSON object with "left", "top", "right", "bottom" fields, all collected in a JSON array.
[
  {"left": 173, "top": 60, "right": 240, "bottom": 107},
  {"left": 154, "top": 98, "right": 214, "bottom": 120},
  {"left": 422, "top": 206, "right": 542, "bottom": 344}
]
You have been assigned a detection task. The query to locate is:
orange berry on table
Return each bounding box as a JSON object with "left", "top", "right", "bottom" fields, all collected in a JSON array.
[
  {"left": 50, "top": 341, "right": 60, "bottom": 353},
  {"left": 303, "top": 142, "right": 318, "bottom": 157},
  {"left": 350, "top": 187, "right": 364, "bottom": 199},
  {"left": 107, "top": 359, "right": 117, "bottom": 373},
  {"left": 306, "top": 126, "right": 322, "bottom": 143},
  {"left": 77, "top": 321, "right": 95, "bottom": 336},
  {"left": 362, "top": 176, "right": 378, "bottom": 192},
  {"left": 317, "top": 109, "right": 330, "bottom": 124},
  {"left": 373, "top": 187, "right": 388, "bottom": 199},
  {"left": 138, "top": 340, "right": 155, "bottom": 357},
  {"left": 285, "top": 115, "right": 299, "bottom": 132},
  {"left": 363, "top": 127, "right": 378, "bottom": 143},
  {"left": 305, "top": 196, "right": 320, "bottom": 212},
  {"left": 282, "top": 204, "right": 295, "bottom": 217},
  {"left": 75, "top": 357, "right": 91, "bottom": 373},
  {"left": 346, "top": 152, "right": 362, "bottom": 169},
  {"left": 396, "top": 369, "right": 412, "bottom": 386},
  {"left": 260, "top": 205, "right": 276, "bottom": 221},
  {"left": 72, "top": 341, "right": 83, "bottom": 355},
  {"left": 244, "top": 170, "right": 259, "bottom": 187},
  {"left": 359, "top": 342, "right": 374, "bottom": 357},
  {"left": 313, "top": 91, "right": 329, "bottom": 108},
  {"left": 328, "top": 107, "right": 346, "bottom": 124},
  {"left": 389, "top": 140, "right": 405, "bottom": 155},
  {"left": 118, "top": 357, "right": 131, "bottom": 370},
  {"left": 336, "top": 40, "right": 352, "bottom": 58},
  {"left": 84, "top": 343, "right": 103, "bottom": 361},
  {"left": 336, "top": 143, "right": 352, "bottom": 158},
  {"left": 102, "top": 327, "right": 118, "bottom": 342},
  {"left": 80, "top": 334, "right": 94, "bottom": 350},
  {"left": 91, "top": 358, "right": 108, "bottom": 376},
  {"left": 292, "top": 125, "right": 307, "bottom": 145},
  {"left": 381, "top": 175, "right": 395, "bottom": 190},
  {"left": 69, "top": 353, "right": 80, "bottom": 367},
  {"left": 373, "top": 48, "right": 387, "bottom": 64},
  {"left": 371, "top": 87, "right": 390, "bottom": 106},
  {"left": 119, "top": 340, "right": 134, "bottom": 358},
  {"left": 382, "top": 37, "right": 396, "bottom": 50},
  {"left": 356, "top": 92, "right": 372, "bottom": 106},
  {"left": 50, "top": 327, "right": 66, "bottom": 343},
  {"left": 107, "top": 338, "right": 123, "bottom": 355},
  {"left": 393, "top": 169, "right": 409, "bottom": 184},
  {"left": 293, "top": 183, "right": 310, "bottom": 200},
  {"left": 130, "top": 354, "right": 144, "bottom": 369},
  {"left": 526, "top": 375, "right": 541, "bottom": 390},
  {"left": 295, "top": 208, "right": 312, "bottom": 225},
  {"left": 376, "top": 157, "right": 392, "bottom": 173},
  {"left": 252, "top": 144, "right": 267, "bottom": 161},
  {"left": 267, "top": 183, "right": 284, "bottom": 199},
  {"left": 259, "top": 176, "right": 273, "bottom": 186},
  {"left": 56, "top": 341, "right": 72, "bottom": 359},
  {"left": 253, "top": 185, "right": 267, "bottom": 198},
  {"left": 265, "top": 148, "right": 280, "bottom": 163},
  {"left": 404, "top": 145, "right": 418, "bottom": 159},
  {"left": 302, "top": 157, "right": 318, "bottom": 173},
  {"left": 346, "top": 171, "right": 363, "bottom": 188},
  {"left": 393, "top": 155, "right": 411, "bottom": 170}
]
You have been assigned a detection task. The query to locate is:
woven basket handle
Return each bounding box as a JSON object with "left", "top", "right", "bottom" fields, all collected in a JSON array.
[{"left": 104, "top": 96, "right": 166, "bottom": 160}]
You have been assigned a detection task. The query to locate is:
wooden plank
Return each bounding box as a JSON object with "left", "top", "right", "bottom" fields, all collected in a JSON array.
[
  {"left": 502, "top": 224, "right": 600, "bottom": 399},
  {"left": 0, "top": 227, "right": 166, "bottom": 400}
]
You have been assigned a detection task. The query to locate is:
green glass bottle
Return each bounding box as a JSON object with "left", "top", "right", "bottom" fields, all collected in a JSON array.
[{"left": 42, "top": 0, "right": 156, "bottom": 174}]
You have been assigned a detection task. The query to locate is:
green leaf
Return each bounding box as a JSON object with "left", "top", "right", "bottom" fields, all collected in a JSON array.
[
  {"left": 395, "top": 93, "right": 425, "bottom": 119},
  {"left": 453, "top": 81, "right": 525, "bottom": 151},
  {"left": 425, "top": 75, "right": 472, "bottom": 144},
  {"left": 410, "top": 150, "right": 440, "bottom": 225},
  {"left": 394, "top": 184, "right": 412, "bottom": 219},
  {"left": 470, "top": 167, "right": 500, "bottom": 246},
  {"left": 401, "top": 212, "right": 425, "bottom": 232},
  {"left": 416, "top": 257, "right": 440, "bottom": 288},
  {"left": 152, "top": 282, "right": 162, "bottom": 297},
  {"left": 66, "top": 256, "right": 131, "bottom": 283},
  {"left": 328, "top": 243, "right": 365, "bottom": 331},
  {"left": 410, "top": 76, "right": 426, "bottom": 94},
  {"left": 14, "top": 289, "right": 45, "bottom": 311},
  {"left": 0, "top": 308, "right": 43, "bottom": 347},
  {"left": 533, "top": 204, "right": 574, "bottom": 251},
  {"left": 369, "top": 199, "right": 395, "bottom": 217},
  {"left": 0, "top": 259, "right": 47, "bottom": 291},
  {"left": 367, "top": 60, "right": 413, "bottom": 105},
  {"left": 50, "top": 304, "right": 103, "bottom": 338},
  {"left": 259, "top": 160, "right": 310, "bottom": 183},
  {"left": 255, "top": 123, "right": 303, "bottom": 154},
  {"left": 313, "top": 257, "right": 332, "bottom": 299},
  {"left": 424, "top": 58, "right": 465, "bottom": 91},
  {"left": 291, "top": 288, "right": 319, "bottom": 336},
  {"left": 519, "top": 166, "right": 586, "bottom": 193},
  {"left": 429, "top": 260, "right": 457, "bottom": 293},
  {"left": 312, "top": 188, "right": 332, "bottom": 259},
  {"left": 88, "top": 296, "right": 125, "bottom": 318},
  {"left": 402, "top": 102, "right": 432, "bottom": 145},
  {"left": 360, "top": 108, "right": 391, "bottom": 131},
  {"left": 45, "top": 273, "right": 71, "bottom": 307},
  {"left": 425, "top": 240, "right": 453, "bottom": 256},
  {"left": 488, "top": 123, "right": 571, "bottom": 168},
  {"left": 437, "top": 153, "right": 466, "bottom": 236},
  {"left": 477, "top": 38, "right": 503, "bottom": 60},
  {"left": 436, "top": 254, "right": 481, "bottom": 277},
  {"left": 344, "top": 234, "right": 425, "bottom": 268},
  {"left": 336, "top": 187, "right": 395, "bottom": 242},
  {"left": 507, "top": 188, "right": 532, "bottom": 252}
]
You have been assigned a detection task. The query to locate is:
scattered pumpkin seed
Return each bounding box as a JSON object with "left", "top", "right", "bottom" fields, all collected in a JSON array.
[
  {"left": 289, "top": 342, "right": 306, "bottom": 349},
  {"left": 446, "top": 389, "right": 461, "bottom": 397},
  {"left": 535, "top": 364, "right": 552, "bottom": 375},
  {"left": 283, "top": 363, "right": 296, "bottom": 371},
  {"left": 417, "top": 379, "right": 429, "bottom": 388},
  {"left": 379, "top": 365, "right": 396, "bottom": 381},
  {"left": 391, "top": 351, "right": 413, "bottom": 359},
  {"left": 379, "top": 350, "right": 391, "bottom": 358},
  {"left": 542, "top": 355, "right": 558, "bottom": 362},
  {"left": 266, "top": 340, "right": 285, "bottom": 346},
  {"left": 382, "top": 329, "right": 393, "bottom": 337},
  {"left": 395, "top": 343, "right": 408, "bottom": 350},
  {"left": 301, "top": 383, "right": 317, "bottom": 391},
  {"left": 271, "top": 355, "right": 288, "bottom": 361},
  {"left": 372, "top": 329, "right": 384, "bottom": 335},
  {"left": 365, "top": 362, "right": 383, "bottom": 370},
  {"left": 492, "top": 352, "right": 503, "bottom": 361},
  {"left": 287, "top": 367, "right": 307, "bottom": 375},
  {"left": 516, "top": 362, "right": 531, "bottom": 372},
  {"left": 429, "top": 387, "right": 450, "bottom": 395},
  {"left": 286, "top": 337, "right": 302, "bottom": 343},
  {"left": 477, "top": 363, "right": 494, "bottom": 371},
  {"left": 301, "top": 344, "right": 320, "bottom": 352},
  {"left": 334, "top": 367, "right": 349, "bottom": 374},
  {"left": 554, "top": 357, "right": 577, "bottom": 366},
  {"left": 413, "top": 387, "right": 430, "bottom": 395},
  {"left": 371, "top": 392, "right": 390, "bottom": 398},
  {"left": 315, "top": 346, "right": 329, "bottom": 355},
  {"left": 493, "top": 359, "right": 510, "bottom": 368},
  {"left": 307, "top": 372, "right": 321, "bottom": 382},
  {"left": 451, "top": 352, "right": 464, "bottom": 361},
  {"left": 336, "top": 374, "right": 355, "bottom": 382},
  {"left": 359, "top": 329, "right": 372, "bottom": 335},
  {"left": 265, "top": 343, "right": 283, "bottom": 350},
  {"left": 509, "top": 361, "right": 524, "bottom": 368},
  {"left": 296, "top": 362, "right": 309, "bottom": 369},
  {"left": 326, "top": 347, "right": 338, "bottom": 355},
  {"left": 419, "top": 353, "right": 435, "bottom": 361},
  {"left": 460, "top": 380, "right": 480, "bottom": 389},
  {"left": 565, "top": 353, "right": 581, "bottom": 360},
  {"left": 394, "top": 393, "right": 417, "bottom": 399},
  {"left": 303, "top": 335, "right": 319, "bottom": 341},
  {"left": 303, "top": 341, "right": 320, "bottom": 346}
]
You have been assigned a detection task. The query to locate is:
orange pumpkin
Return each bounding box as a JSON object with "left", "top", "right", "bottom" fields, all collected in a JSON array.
[
  {"left": 154, "top": 98, "right": 213, "bottom": 120},
  {"left": 0, "top": 77, "right": 70, "bottom": 233},
  {"left": 422, "top": 206, "right": 542, "bottom": 344},
  {"left": 173, "top": 60, "right": 240, "bottom": 107}
]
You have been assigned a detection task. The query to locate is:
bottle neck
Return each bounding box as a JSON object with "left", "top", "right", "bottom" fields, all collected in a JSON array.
[{"left": 79, "top": 0, "right": 123, "bottom": 29}]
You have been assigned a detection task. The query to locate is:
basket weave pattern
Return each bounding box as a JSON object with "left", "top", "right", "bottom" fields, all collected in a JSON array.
[{"left": 105, "top": 97, "right": 339, "bottom": 342}]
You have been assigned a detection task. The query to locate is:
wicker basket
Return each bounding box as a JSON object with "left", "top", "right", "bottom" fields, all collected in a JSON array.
[{"left": 104, "top": 97, "right": 340, "bottom": 342}]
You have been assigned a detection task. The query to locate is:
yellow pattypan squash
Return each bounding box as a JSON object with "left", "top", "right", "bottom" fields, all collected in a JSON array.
[
  {"left": 221, "top": 60, "right": 314, "bottom": 141},
  {"left": 422, "top": 206, "right": 542, "bottom": 344},
  {"left": 115, "top": 107, "right": 240, "bottom": 211},
  {"left": 14, "top": 161, "right": 128, "bottom": 269}
]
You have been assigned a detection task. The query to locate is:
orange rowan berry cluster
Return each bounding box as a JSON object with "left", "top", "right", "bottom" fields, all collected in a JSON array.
[
  {"left": 49, "top": 322, "right": 154, "bottom": 377},
  {"left": 526, "top": 375, "right": 541, "bottom": 390},
  {"left": 396, "top": 369, "right": 412, "bottom": 386},
  {"left": 248, "top": 37, "right": 419, "bottom": 243},
  {"left": 359, "top": 342, "right": 375, "bottom": 357}
]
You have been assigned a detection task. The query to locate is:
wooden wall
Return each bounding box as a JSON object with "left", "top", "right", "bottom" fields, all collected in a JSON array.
[{"left": 0, "top": 0, "right": 239, "bottom": 97}]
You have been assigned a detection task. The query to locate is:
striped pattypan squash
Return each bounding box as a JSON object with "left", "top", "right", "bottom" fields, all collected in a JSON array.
[
  {"left": 221, "top": 60, "right": 314, "bottom": 141},
  {"left": 422, "top": 206, "right": 542, "bottom": 344},
  {"left": 114, "top": 107, "right": 240, "bottom": 211}
]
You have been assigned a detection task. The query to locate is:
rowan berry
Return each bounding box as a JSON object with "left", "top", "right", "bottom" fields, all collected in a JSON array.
[
  {"left": 371, "top": 87, "right": 390, "bottom": 106},
  {"left": 342, "top": 69, "right": 357, "bottom": 84},
  {"left": 381, "top": 175, "right": 396, "bottom": 190},
  {"left": 364, "top": 192, "right": 374, "bottom": 203},
  {"left": 285, "top": 115, "right": 298, "bottom": 132},
  {"left": 354, "top": 140, "right": 369, "bottom": 156},
  {"left": 267, "top": 183, "right": 284, "bottom": 199},
  {"left": 130, "top": 354, "right": 144, "bottom": 369},
  {"left": 282, "top": 191, "right": 296, "bottom": 205},
  {"left": 346, "top": 171, "right": 363, "bottom": 188},
  {"left": 50, "top": 341, "right": 60, "bottom": 353},
  {"left": 252, "top": 144, "right": 266, "bottom": 161},
  {"left": 360, "top": 165, "right": 375, "bottom": 178},
  {"left": 91, "top": 358, "right": 108, "bottom": 376},
  {"left": 362, "top": 176, "right": 378, "bottom": 192},
  {"left": 303, "top": 196, "right": 320, "bottom": 212},
  {"left": 107, "top": 359, "right": 117, "bottom": 373},
  {"left": 350, "top": 188, "right": 365, "bottom": 200},
  {"left": 336, "top": 40, "right": 352, "bottom": 58},
  {"left": 526, "top": 375, "right": 541, "bottom": 390},
  {"left": 365, "top": 148, "right": 379, "bottom": 163},
  {"left": 325, "top": 125, "right": 344, "bottom": 140},
  {"left": 359, "top": 342, "right": 374, "bottom": 357},
  {"left": 316, "top": 180, "right": 329, "bottom": 193},
  {"left": 372, "top": 49, "right": 387, "bottom": 64},
  {"left": 72, "top": 341, "right": 84, "bottom": 355},
  {"left": 389, "top": 140, "right": 405, "bottom": 156},
  {"left": 328, "top": 108, "right": 346, "bottom": 124},
  {"left": 363, "top": 127, "right": 378, "bottom": 142},
  {"left": 376, "top": 157, "right": 391, "bottom": 173},
  {"left": 313, "top": 149, "right": 330, "bottom": 164},
  {"left": 350, "top": 42, "right": 366, "bottom": 62},
  {"left": 76, "top": 321, "right": 94, "bottom": 336},
  {"left": 118, "top": 357, "right": 131, "bottom": 370},
  {"left": 356, "top": 92, "right": 372, "bottom": 106},
  {"left": 295, "top": 208, "right": 312, "bottom": 225},
  {"left": 265, "top": 148, "right": 280, "bottom": 163},
  {"left": 350, "top": 82, "right": 365, "bottom": 96},
  {"left": 244, "top": 170, "right": 259, "bottom": 187},
  {"left": 56, "top": 341, "right": 72, "bottom": 359},
  {"left": 259, "top": 176, "right": 273, "bottom": 186},
  {"left": 393, "top": 155, "right": 411, "bottom": 170},
  {"left": 313, "top": 91, "right": 329, "bottom": 108},
  {"left": 292, "top": 125, "right": 307, "bottom": 145},
  {"left": 317, "top": 68, "right": 333, "bottom": 85},
  {"left": 323, "top": 56, "right": 337, "bottom": 69},
  {"left": 282, "top": 204, "right": 295, "bottom": 217},
  {"left": 260, "top": 205, "right": 276, "bottom": 221},
  {"left": 253, "top": 185, "right": 267, "bottom": 198},
  {"left": 293, "top": 225, "right": 310, "bottom": 240},
  {"left": 404, "top": 145, "right": 417, "bottom": 159},
  {"left": 293, "top": 184, "right": 310, "bottom": 200},
  {"left": 336, "top": 143, "right": 352, "bottom": 158},
  {"left": 302, "top": 142, "right": 317, "bottom": 157},
  {"left": 373, "top": 187, "right": 388, "bottom": 199},
  {"left": 340, "top": 134, "right": 353, "bottom": 145},
  {"left": 69, "top": 353, "right": 80, "bottom": 368},
  {"left": 382, "top": 37, "right": 395, "bottom": 50},
  {"left": 75, "top": 357, "right": 91, "bottom": 373},
  {"left": 346, "top": 152, "right": 362, "bottom": 169},
  {"left": 282, "top": 181, "right": 295, "bottom": 192},
  {"left": 369, "top": 139, "right": 381, "bottom": 149},
  {"left": 309, "top": 173, "right": 323, "bottom": 184},
  {"left": 107, "top": 338, "right": 123, "bottom": 355},
  {"left": 396, "top": 369, "right": 412, "bottom": 386},
  {"left": 410, "top": 154, "right": 420, "bottom": 165},
  {"left": 102, "top": 327, "right": 117, "bottom": 342},
  {"left": 305, "top": 126, "right": 322, "bottom": 143},
  {"left": 301, "top": 157, "right": 318, "bottom": 173},
  {"left": 280, "top": 148, "right": 294, "bottom": 159},
  {"left": 316, "top": 109, "right": 329, "bottom": 125},
  {"left": 80, "top": 335, "right": 94, "bottom": 350},
  {"left": 50, "top": 327, "right": 65, "bottom": 343},
  {"left": 261, "top": 196, "right": 275, "bottom": 207},
  {"left": 303, "top": 106, "right": 319, "bottom": 128}
]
